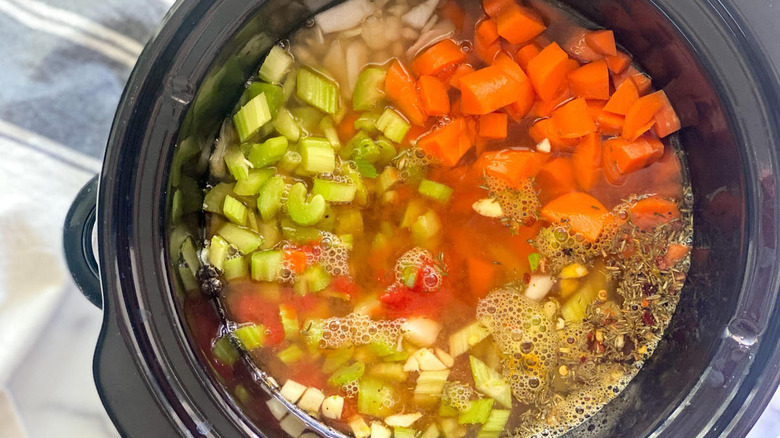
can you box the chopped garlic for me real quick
[385,412,423,427]
[413,348,448,371]
[370,422,392,438]
[402,317,442,347]
[472,198,504,218]
[524,275,555,301]
[321,395,344,420]
[536,138,551,153]
[434,348,454,368]
[280,380,307,403]
[404,355,421,372]
[297,387,325,415]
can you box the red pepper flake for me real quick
[523,272,531,284]
[642,310,656,326]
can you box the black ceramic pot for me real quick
[64,0,780,436]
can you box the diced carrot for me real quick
[496,4,547,45]
[528,117,579,151]
[663,243,691,266]
[412,39,467,76]
[417,75,450,116]
[475,135,490,156]
[337,112,359,141]
[439,0,466,32]
[403,124,428,144]
[623,91,666,141]
[475,38,502,64]
[418,118,471,166]
[474,149,549,188]
[530,86,572,118]
[476,18,500,46]
[448,63,476,90]
[284,249,308,274]
[562,28,602,63]
[460,65,521,115]
[585,30,617,56]
[652,91,681,138]
[464,116,478,145]
[515,43,541,69]
[604,78,639,115]
[551,98,597,138]
[479,112,508,139]
[602,138,627,185]
[540,192,609,241]
[613,66,652,95]
[536,157,578,203]
[483,0,514,17]
[629,196,681,231]
[572,133,601,191]
[567,59,610,100]
[605,50,631,74]
[527,42,571,101]
[386,60,427,126]
[595,110,625,136]
[467,257,499,298]
[492,53,535,120]
[608,133,664,175]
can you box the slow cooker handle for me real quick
[63,175,103,309]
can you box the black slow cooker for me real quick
[63,0,780,436]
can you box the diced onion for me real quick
[525,275,555,301]
[402,0,438,29]
[314,0,374,34]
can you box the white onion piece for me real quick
[266,398,289,421]
[525,275,555,301]
[406,19,456,59]
[315,0,373,34]
[362,16,389,50]
[402,0,438,29]
[385,412,423,427]
[209,120,233,179]
[346,41,369,97]
[323,40,348,95]
[384,15,403,42]
[402,317,442,347]
[279,415,307,438]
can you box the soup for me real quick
[178,0,691,436]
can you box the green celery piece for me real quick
[375,108,410,143]
[280,218,323,244]
[277,345,304,364]
[178,264,198,293]
[209,235,229,271]
[341,130,371,160]
[367,340,398,358]
[353,141,381,165]
[291,107,324,133]
[341,162,368,206]
[234,384,252,405]
[393,428,416,438]
[287,183,326,226]
[419,179,454,203]
[258,219,281,250]
[354,159,378,179]
[377,166,401,194]
[302,318,324,351]
[251,250,283,282]
[319,116,341,148]
[223,195,248,225]
[449,322,490,357]
[411,209,442,247]
[282,69,297,102]
[353,113,380,135]
[212,336,239,365]
[420,424,441,438]
[335,209,363,236]
[402,265,418,289]
[329,362,365,388]
[367,363,407,382]
[339,234,354,250]
[299,137,336,174]
[234,92,272,143]
[273,107,301,142]
[357,376,396,416]
[224,146,252,181]
[257,176,285,221]
[528,252,542,272]
[298,264,331,294]
[279,304,300,340]
[382,349,409,362]
[249,136,288,168]
[312,178,357,203]
[234,324,265,350]
[204,183,235,214]
[439,403,460,418]
[401,198,427,229]
[476,410,511,438]
[318,204,336,232]
[234,168,274,196]
[414,370,450,407]
[458,399,494,424]
[375,136,397,167]
[323,346,355,373]
[171,189,183,225]
[353,67,387,111]
[258,46,294,84]
[296,67,340,114]
[240,82,284,117]
[469,356,512,408]
[223,256,248,280]
[180,238,200,274]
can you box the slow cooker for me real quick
[63,0,780,436]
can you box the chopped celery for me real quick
[277,344,304,364]
[412,209,442,247]
[382,349,409,362]
[257,176,285,221]
[258,46,294,84]
[234,384,252,405]
[355,159,378,178]
[342,162,368,206]
[419,179,454,203]
[353,140,381,164]
[296,67,340,114]
[251,250,283,282]
[469,356,512,408]
[528,252,542,272]
[342,131,372,159]
[449,322,490,357]
[335,209,363,236]
[291,107,324,133]
[223,195,248,225]
[171,189,183,225]
[312,178,357,203]
[368,363,407,382]
[234,92,272,143]
[212,336,239,365]
[353,67,387,111]
[181,238,199,272]
[440,418,466,438]
[329,362,365,388]
[421,423,441,438]
[203,182,235,214]
[402,265,418,289]
[458,399,494,424]
[276,151,300,174]
[178,264,198,292]
[209,235,229,271]
[323,346,355,373]
[234,168,274,196]
[394,427,416,438]
[287,183,327,226]
[560,268,607,322]
[375,136,397,167]
[375,108,410,143]
[234,324,265,350]
[377,166,401,194]
[297,264,331,294]
[339,234,354,250]
[273,107,301,142]
[281,218,322,243]
[476,410,511,438]
[401,198,428,229]
[241,82,284,117]
[357,376,396,416]
[279,304,299,340]
[299,137,336,174]
[282,68,297,101]
[439,403,460,418]
[353,114,380,135]
[367,340,398,358]
[414,370,450,407]
[249,136,288,168]
[302,318,324,351]
[224,146,252,181]
[246,209,260,233]
[319,116,341,148]
[217,223,263,254]
[223,256,248,280]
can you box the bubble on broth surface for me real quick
[443,382,476,412]
[485,176,540,226]
[320,313,402,349]
[393,247,443,291]
[318,233,351,277]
